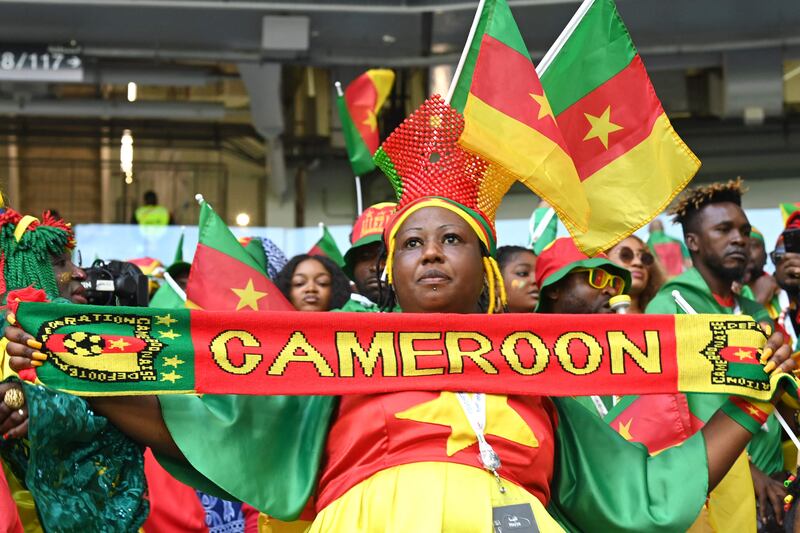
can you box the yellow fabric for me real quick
[687,452,755,533]
[13,215,38,242]
[308,461,564,533]
[783,439,797,474]
[461,93,589,234]
[3,463,43,533]
[562,113,700,255]
[258,514,313,533]
[674,314,796,401]
[365,69,395,114]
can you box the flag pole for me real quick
[536,0,594,76]
[336,80,365,216]
[318,222,325,239]
[445,0,485,105]
[355,176,364,215]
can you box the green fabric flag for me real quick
[243,238,269,277]
[309,225,345,267]
[149,281,185,309]
[337,93,375,177]
[527,207,558,255]
[173,230,185,264]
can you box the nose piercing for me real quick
[58,272,72,283]
[432,287,438,291]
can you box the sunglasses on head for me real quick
[573,268,626,294]
[616,246,654,266]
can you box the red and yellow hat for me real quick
[343,202,396,279]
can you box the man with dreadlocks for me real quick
[0,206,149,532]
[644,178,786,531]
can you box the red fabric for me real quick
[712,293,735,308]
[187,244,293,312]
[343,72,380,153]
[0,464,23,533]
[189,311,683,397]
[142,449,207,533]
[652,242,684,277]
[469,35,567,153]
[350,203,396,244]
[5,287,48,315]
[607,394,703,454]
[316,392,557,511]
[557,55,662,181]
[787,212,800,230]
[534,237,610,288]
[241,503,260,533]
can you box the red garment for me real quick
[316,392,557,511]
[142,449,207,532]
[712,292,735,308]
[0,464,23,533]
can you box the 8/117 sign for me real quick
[0,46,84,82]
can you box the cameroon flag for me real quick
[308,225,345,267]
[186,200,293,311]
[337,69,395,176]
[450,0,590,234]
[538,0,700,255]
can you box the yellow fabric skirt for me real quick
[305,462,563,533]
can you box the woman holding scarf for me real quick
[4,96,798,532]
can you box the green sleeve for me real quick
[0,380,147,532]
[157,394,336,521]
[644,290,680,314]
[548,397,707,532]
[747,414,785,476]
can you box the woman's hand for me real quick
[760,329,797,393]
[4,314,47,373]
[0,382,28,440]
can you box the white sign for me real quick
[0,46,84,82]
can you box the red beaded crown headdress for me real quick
[374,95,520,312]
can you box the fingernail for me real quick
[761,348,774,364]
[31,351,47,362]
[1,434,7,441]
[6,313,15,325]
[26,339,42,350]
[764,324,773,336]
[771,366,784,376]
[763,361,777,374]
[30,361,43,368]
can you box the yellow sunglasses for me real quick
[572,267,626,294]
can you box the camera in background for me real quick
[81,259,150,307]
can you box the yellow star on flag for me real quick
[163,356,185,368]
[733,349,754,361]
[155,314,178,326]
[161,371,182,384]
[158,329,181,340]
[530,92,554,121]
[746,405,763,418]
[362,109,378,133]
[107,338,131,350]
[395,392,538,456]
[583,105,624,149]
[617,418,633,441]
[231,279,268,311]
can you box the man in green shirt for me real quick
[646,179,785,529]
[338,202,396,312]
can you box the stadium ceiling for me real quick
[0,0,795,65]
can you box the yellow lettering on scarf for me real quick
[268,331,334,377]
[336,331,398,377]
[399,332,444,376]
[608,331,662,374]
[555,332,602,375]
[210,330,262,375]
[444,332,496,374]
[500,332,549,375]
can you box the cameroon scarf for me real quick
[16,302,798,401]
